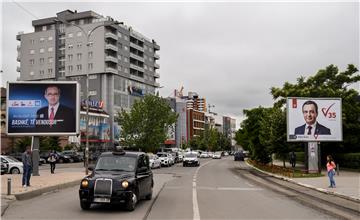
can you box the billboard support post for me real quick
[31,136,40,176]
[307,142,319,174]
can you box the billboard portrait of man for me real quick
[294,100,331,135]
[36,85,75,132]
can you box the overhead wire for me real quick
[12,1,39,19]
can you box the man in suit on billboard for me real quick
[36,85,75,132]
[294,100,331,135]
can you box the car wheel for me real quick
[125,191,137,211]
[80,201,91,210]
[11,168,20,174]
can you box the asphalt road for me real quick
[3,157,334,220]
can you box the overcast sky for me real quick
[1,1,359,127]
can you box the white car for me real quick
[167,153,175,165]
[200,152,209,158]
[212,151,222,159]
[0,155,23,174]
[208,152,214,158]
[148,154,161,169]
[183,152,200,167]
[157,152,171,167]
[178,153,184,162]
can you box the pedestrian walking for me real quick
[21,146,33,187]
[48,150,58,174]
[290,151,296,168]
[326,155,336,188]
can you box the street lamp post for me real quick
[54,18,121,175]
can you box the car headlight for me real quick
[81,179,89,188]
[122,180,129,189]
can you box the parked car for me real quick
[212,151,222,159]
[200,152,209,158]
[8,152,45,165]
[62,150,83,162]
[148,154,161,169]
[178,153,184,162]
[55,152,73,163]
[0,155,23,174]
[234,151,245,161]
[183,152,200,167]
[156,152,171,167]
[79,148,153,211]
[1,159,9,175]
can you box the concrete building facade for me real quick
[16,10,160,147]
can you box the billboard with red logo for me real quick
[287,97,342,142]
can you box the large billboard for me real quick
[287,97,342,142]
[7,82,80,136]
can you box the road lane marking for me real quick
[196,186,262,191]
[193,160,212,220]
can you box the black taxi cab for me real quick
[79,147,153,211]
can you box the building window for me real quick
[77,31,82,37]
[48,47,53,52]
[77,43,82,48]
[88,63,93,70]
[48,36,53,41]
[68,44,73,50]
[30,49,35,54]
[77,64,82,71]
[30,59,35,65]
[39,48,44,53]
[124,68,129,73]
[89,90,97,96]
[40,37,45,43]
[89,74,97,80]
[124,57,128,62]
[88,42,93,47]
[48,57,53,63]
[40,70,44,75]
[117,32,122,38]
[68,65,73,73]
[144,65,148,70]
[42,26,47,31]
[68,33,73,38]
[124,46,128,51]
[40,58,45,64]
[68,54,73,61]
[88,51,93,59]
[77,53,82,60]
[48,69,53,74]
[30,39,35,44]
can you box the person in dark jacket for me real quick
[21,146,32,187]
[36,85,75,132]
[294,101,331,135]
[48,150,58,174]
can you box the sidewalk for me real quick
[1,169,84,215]
[255,160,360,201]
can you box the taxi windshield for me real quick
[95,156,136,172]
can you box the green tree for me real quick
[116,94,178,153]
[271,64,360,156]
[14,137,32,152]
[40,137,61,152]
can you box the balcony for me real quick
[129,53,145,62]
[154,72,160,78]
[105,56,118,63]
[16,66,21,72]
[17,45,21,51]
[154,63,160,69]
[105,44,118,52]
[105,67,118,74]
[154,53,160,60]
[130,74,145,83]
[105,32,118,41]
[130,42,144,52]
[130,64,144,72]
[153,41,160,51]
[154,82,160,87]
[17,54,21,62]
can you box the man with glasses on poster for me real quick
[36,85,75,132]
[294,100,331,136]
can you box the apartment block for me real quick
[16,10,160,147]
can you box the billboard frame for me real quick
[6,81,80,136]
[286,97,342,142]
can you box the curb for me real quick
[1,178,82,216]
[244,160,360,203]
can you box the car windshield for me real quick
[6,156,20,162]
[185,153,197,158]
[95,156,136,172]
